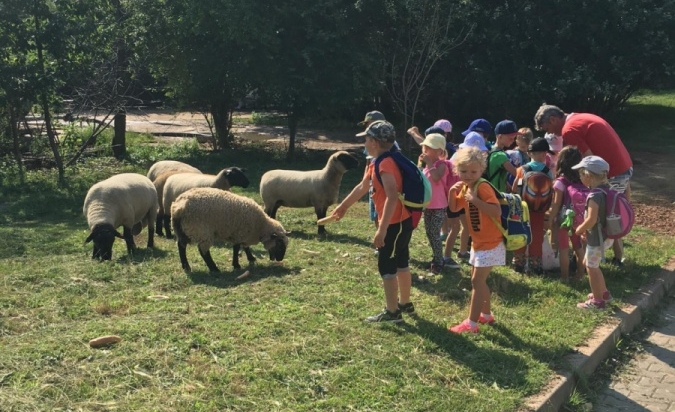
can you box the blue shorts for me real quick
[608,167,633,193]
[377,218,413,277]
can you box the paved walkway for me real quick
[595,295,675,411]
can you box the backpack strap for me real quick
[470,178,509,238]
[373,151,393,186]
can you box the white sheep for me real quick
[147,160,201,182]
[160,167,250,238]
[171,188,289,273]
[259,150,359,234]
[83,173,158,260]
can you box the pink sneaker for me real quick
[478,314,495,325]
[448,319,479,334]
[577,298,606,310]
[587,290,613,302]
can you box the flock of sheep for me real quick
[82,151,360,273]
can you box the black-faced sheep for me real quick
[83,173,158,260]
[171,188,289,273]
[259,150,358,234]
[160,167,250,238]
[147,160,201,182]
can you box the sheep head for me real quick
[330,151,359,172]
[85,224,123,260]
[225,167,250,188]
[261,229,289,263]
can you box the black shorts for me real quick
[447,207,465,219]
[377,217,413,276]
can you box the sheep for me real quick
[160,167,250,238]
[171,187,289,273]
[259,150,359,234]
[83,173,158,260]
[147,160,201,182]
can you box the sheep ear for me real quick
[85,232,94,244]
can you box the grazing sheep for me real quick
[147,160,201,182]
[83,173,158,260]
[153,170,200,237]
[171,188,289,273]
[260,150,358,234]
[160,167,250,238]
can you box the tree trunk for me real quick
[287,111,298,161]
[9,104,25,184]
[211,100,232,150]
[112,109,126,159]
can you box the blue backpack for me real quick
[374,151,431,229]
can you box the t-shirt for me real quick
[485,149,510,192]
[367,157,411,224]
[453,181,503,251]
[562,113,632,178]
[424,160,449,209]
[584,185,608,247]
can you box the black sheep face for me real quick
[336,152,359,170]
[226,167,250,188]
[85,225,123,261]
[263,233,288,262]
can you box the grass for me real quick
[1,94,675,411]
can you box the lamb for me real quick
[147,160,201,182]
[83,173,158,260]
[171,187,289,273]
[160,167,250,238]
[259,150,359,234]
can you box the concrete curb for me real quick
[524,257,675,412]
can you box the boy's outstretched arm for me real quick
[331,174,370,220]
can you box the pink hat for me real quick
[433,119,452,133]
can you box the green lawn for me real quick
[1,94,674,411]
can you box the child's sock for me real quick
[481,312,493,320]
[468,319,478,328]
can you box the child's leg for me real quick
[397,268,411,304]
[584,245,608,300]
[444,216,460,258]
[573,246,586,278]
[382,275,400,313]
[527,212,546,271]
[424,209,445,266]
[557,228,571,279]
[469,265,492,322]
[511,245,527,272]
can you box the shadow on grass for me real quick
[186,262,302,288]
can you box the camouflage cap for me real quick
[358,110,386,126]
[356,120,396,142]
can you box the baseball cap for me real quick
[425,125,446,136]
[433,119,452,133]
[494,120,522,136]
[545,133,563,152]
[462,118,492,136]
[420,133,447,151]
[356,120,396,142]
[571,155,610,174]
[458,131,488,151]
[358,110,386,126]
[528,137,553,153]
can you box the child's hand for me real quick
[332,205,347,221]
[450,181,465,193]
[464,186,476,203]
[407,126,419,136]
[373,228,386,248]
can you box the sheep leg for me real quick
[155,214,164,236]
[122,226,137,255]
[163,215,173,239]
[244,246,256,265]
[146,223,154,249]
[266,202,282,219]
[232,244,242,269]
[198,245,220,273]
[177,242,191,273]
[316,206,328,235]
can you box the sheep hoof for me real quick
[165,234,174,240]
[182,266,192,273]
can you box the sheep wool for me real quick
[160,167,250,238]
[83,173,158,260]
[147,160,201,182]
[260,150,358,234]
[171,188,288,273]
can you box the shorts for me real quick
[470,241,506,268]
[585,239,614,268]
[608,167,633,193]
[377,217,413,277]
[447,207,465,219]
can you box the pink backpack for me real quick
[442,159,459,195]
[594,188,635,239]
[562,179,593,229]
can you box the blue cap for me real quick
[424,125,446,136]
[462,118,492,136]
[494,120,522,135]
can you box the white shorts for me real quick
[470,241,506,267]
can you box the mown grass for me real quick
[1,95,675,411]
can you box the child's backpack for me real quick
[374,151,432,229]
[515,164,553,213]
[593,188,635,239]
[442,159,459,195]
[561,180,593,230]
[474,178,532,251]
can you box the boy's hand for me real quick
[332,205,347,221]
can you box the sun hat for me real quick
[571,155,610,174]
[433,119,452,133]
[494,120,523,136]
[356,120,396,142]
[545,133,563,152]
[357,111,386,126]
[420,133,447,151]
[528,137,554,153]
[458,131,488,151]
[462,118,492,136]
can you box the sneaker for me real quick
[365,308,403,323]
[577,298,606,310]
[513,264,525,274]
[443,257,461,269]
[478,314,495,325]
[430,263,444,274]
[457,252,470,261]
[448,319,479,334]
[398,302,416,315]
[610,258,624,268]
[587,290,613,302]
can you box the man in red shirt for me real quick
[534,104,633,266]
